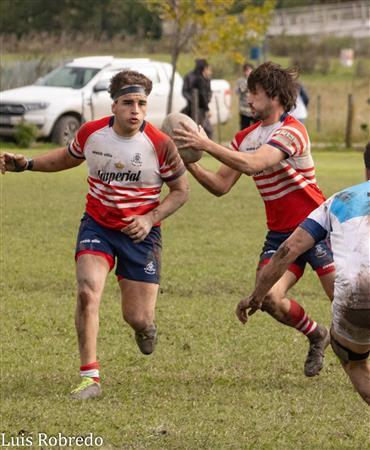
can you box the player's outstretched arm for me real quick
[0,147,83,175]
[121,172,189,243]
[236,228,315,324]
[174,123,286,175]
[186,162,241,196]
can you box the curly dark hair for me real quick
[248,62,299,112]
[109,70,153,99]
[364,142,370,170]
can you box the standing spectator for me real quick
[235,62,255,130]
[290,84,310,124]
[182,58,213,138]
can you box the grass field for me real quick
[1,147,369,450]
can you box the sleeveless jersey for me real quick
[231,114,325,232]
[69,116,185,230]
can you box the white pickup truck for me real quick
[0,56,231,145]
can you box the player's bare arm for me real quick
[186,162,241,196]
[174,123,286,175]
[0,147,83,174]
[121,172,189,243]
[236,228,316,324]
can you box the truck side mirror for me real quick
[93,80,109,92]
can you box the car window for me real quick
[36,66,100,89]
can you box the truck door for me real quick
[135,65,167,127]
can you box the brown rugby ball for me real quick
[161,112,203,164]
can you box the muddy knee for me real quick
[123,311,153,331]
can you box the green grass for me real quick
[1,148,369,449]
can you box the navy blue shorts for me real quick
[258,230,334,279]
[75,214,162,284]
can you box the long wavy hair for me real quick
[248,62,299,112]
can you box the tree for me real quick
[0,0,161,39]
[146,0,275,114]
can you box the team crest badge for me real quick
[115,162,125,170]
[131,153,143,167]
[144,261,156,275]
[314,244,326,258]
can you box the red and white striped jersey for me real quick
[69,116,185,230]
[231,114,325,232]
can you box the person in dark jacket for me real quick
[182,59,213,138]
[235,62,255,130]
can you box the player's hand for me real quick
[121,215,153,243]
[0,152,27,174]
[235,293,262,324]
[174,122,209,151]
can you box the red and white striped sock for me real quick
[285,299,318,337]
[80,361,100,383]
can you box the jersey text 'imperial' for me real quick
[69,116,185,230]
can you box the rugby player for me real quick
[237,143,370,405]
[174,62,335,377]
[0,70,189,400]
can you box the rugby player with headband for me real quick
[0,70,189,400]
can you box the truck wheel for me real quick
[51,115,80,146]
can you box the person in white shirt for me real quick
[237,142,370,405]
[290,84,309,124]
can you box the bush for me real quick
[355,60,370,79]
[14,122,38,148]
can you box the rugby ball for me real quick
[161,112,203,164]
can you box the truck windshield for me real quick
[35,66,100,89]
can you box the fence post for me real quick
[345,93,353,148]
[215,96,222,144]
[316,94,321,133]
[191,88,199,124]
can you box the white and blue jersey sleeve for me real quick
[299,198,333,243]
[301,181,370,309]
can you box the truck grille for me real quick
[0,104,26,115]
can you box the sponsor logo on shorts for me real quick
[80,239,101,244]
[144,261,156,275]
[315,244,327,258]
